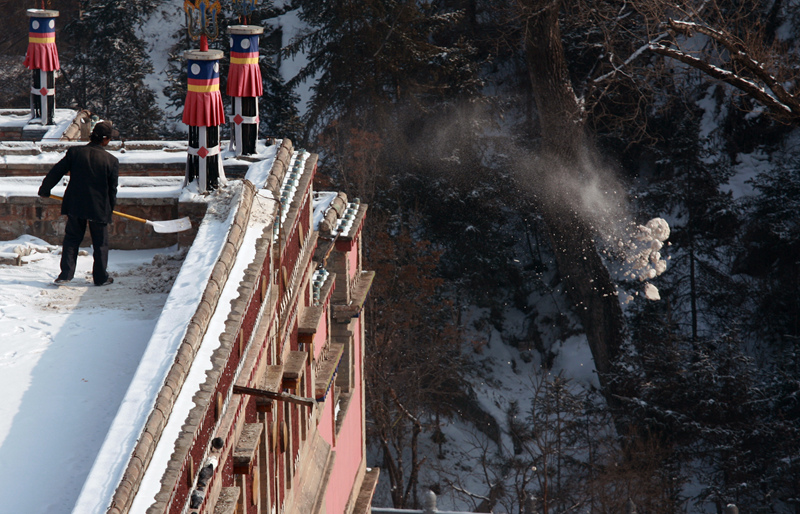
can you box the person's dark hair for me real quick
[91,120,118,143]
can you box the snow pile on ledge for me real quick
[0,235,60,256]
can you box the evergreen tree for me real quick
[740,154,800,343]
[59,0,163,139]
[284,0,521,306]
[633,95,741,340]
[286,0,481,139]
[618,309,800,512]
[0,57,29,109]
[244,3,303,142]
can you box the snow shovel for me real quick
[49,195,192,233]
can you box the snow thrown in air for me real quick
[519,154,672,303]
[618,217,670,302]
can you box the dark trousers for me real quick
[59,216,109,285]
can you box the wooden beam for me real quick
[353,468,381,514]
[213,487,240,514]
[256,365,284,413]
[233,385,316,407]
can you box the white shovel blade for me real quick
[146,217,192,234]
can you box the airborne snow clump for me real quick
[621,217,670,301]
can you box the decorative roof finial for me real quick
[231,0,258,19]
[184,0,222,42]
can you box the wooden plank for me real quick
[233,423,263,475]
[262,365,283,391]
[298,305,323,334]
[233,385,316,408]
[314,343,345,401]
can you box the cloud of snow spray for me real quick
[515,150,670,302]
[398,100,669,301]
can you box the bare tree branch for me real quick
[645,13,800,124]
[443,479,492,502]
[389,388,422,426]
[389,389,426,507]
[667,19,800,114]
[593,33,669,84]
[649,42,798,121]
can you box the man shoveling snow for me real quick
[37,120,119,286]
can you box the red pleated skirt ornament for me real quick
[23,12,60,72]
[227,32,262,98]
[182,53,225,127]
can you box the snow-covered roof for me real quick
[0,140,289,514]
[0,108,75,141]
[0,138,279,171]
[0,181,253,513]
[0,237,184,513]
[312,190,364,240]
[73,181,251,514]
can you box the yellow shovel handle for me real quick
[49,194,148,224]
[110,210,148,224]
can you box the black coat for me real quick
[39,142,119,224]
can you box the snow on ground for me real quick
[698,85,725,141]
[726,150,767,199]
[369,296,604,512]
[0,236,184,514]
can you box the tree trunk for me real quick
[689,228,698,342]
[521,0,626,388]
